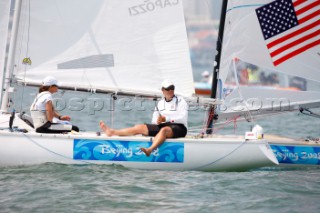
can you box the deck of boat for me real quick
[265,134,319,146]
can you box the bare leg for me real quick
[100,121,148,136]
[141,126,173,156]
[99,121,114,136]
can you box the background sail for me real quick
[12,0,194,97]
[0,0,11,102]
[219,0,320,83]
[217,0,320,120]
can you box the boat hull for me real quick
[0,131,278,171]
[270,144,320,166]
[268,135,320,166]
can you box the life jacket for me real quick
[30,92,51,129]
[30,92,73,131]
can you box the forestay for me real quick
[216,0,320,120]
[12,0,194,97]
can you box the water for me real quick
[1,165,319,213]
[2,68,320,212]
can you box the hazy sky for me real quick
[183,0,222,20]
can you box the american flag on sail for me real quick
[255,0,320,66]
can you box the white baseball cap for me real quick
[42,76,60,86]
[161,79,174,89]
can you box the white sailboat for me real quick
[0,0,278,171]
[203,0,320,166]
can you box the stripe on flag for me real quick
[256,0,320,66]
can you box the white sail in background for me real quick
[216,0,320,119]
[220,0,320,83]
[13,0,194,97]
[0,0,11,100]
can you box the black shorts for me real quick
[146,122,187,138]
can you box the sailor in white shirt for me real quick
[152,92,188,128]
[100,79,188,156]
[30,76,79,133]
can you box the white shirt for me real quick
[30,91,53,112]
[30,91,72,126]
[151,95,188,128]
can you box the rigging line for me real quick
[212,116,241,134]
[300,107,320,119]
[111,94,115,128]
[221,110,295,124]
[201,108,209,134]
[233,116,238,134]
[190,114,241,135]
[232,58,255,124]
[22,133,92,164]
[15,2,26,79]
[189,116,240,131]
[198,115,248,129]
[19,0,31,113]
[226,4,264,13]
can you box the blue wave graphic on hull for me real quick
[73,139,184,163]
[271,145,320,165]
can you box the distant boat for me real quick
[195,74,304,97]
[0,0,278,171]
[195,81,212,96]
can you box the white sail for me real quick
[0,0,278,172]
[13,0,194,97]
[216,0,320,119]
[0,0,11,102]
[219,0,320,83]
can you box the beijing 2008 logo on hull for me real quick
[73,139,184,163]
[271,145,320,165]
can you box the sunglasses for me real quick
[162,85,175,91]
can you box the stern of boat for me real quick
[258,140,279,165]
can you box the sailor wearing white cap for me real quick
[100,79,188,156]
[30,76,79,133]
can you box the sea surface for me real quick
[1,68,320,213]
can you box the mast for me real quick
[0,0,22,112]
[0,0,11,105]
[206,0,228,134]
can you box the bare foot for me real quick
[140,148,152,157]
[99,121,114,136]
